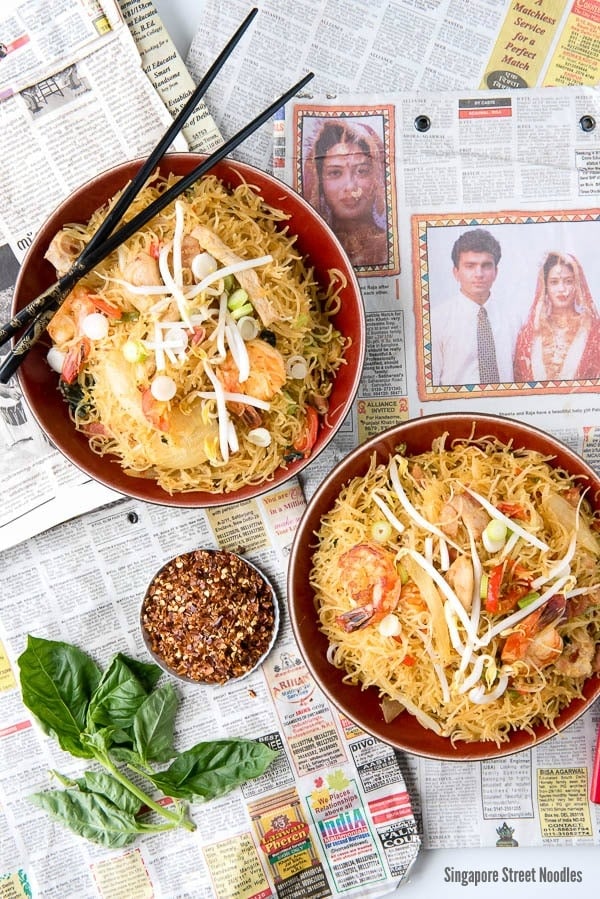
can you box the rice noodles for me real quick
[310,433,600,745]
[44,170,348,493]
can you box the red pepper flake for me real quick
[141,549,277,684]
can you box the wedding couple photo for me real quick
[416,213,600,397]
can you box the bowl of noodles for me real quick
[288,413,600,760]
[12,153,365,505]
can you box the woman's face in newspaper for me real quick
[545,263,576,312]
[321,143,376,222]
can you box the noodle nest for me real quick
[46,171,348,494]
[310,434,600,745]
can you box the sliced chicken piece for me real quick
[191,223,276,325]
[44,229,86,275]
[439,492,489,540]
[445,555,473,611]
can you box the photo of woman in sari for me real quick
[302,116,388,269]
[513,251,600,382]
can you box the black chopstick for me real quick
[0,7,258,352]
[0,68,313,385]
[78,6,259,261]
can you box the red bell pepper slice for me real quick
[293,406,319,458]
[485,561,506,613]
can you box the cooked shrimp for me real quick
[121,252,162,288]
[47,286,96,348]
[439,492,489,540]
[501,594,566,668]
[399,580,427,613]
[336,543,403,631]
[216,339,286,424]
[47,285,123,383]
[554,628,595,678]
[192,223,277,325]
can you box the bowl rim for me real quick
[288,411,600,761]
[13,152,366,508]
[140,548,280,686]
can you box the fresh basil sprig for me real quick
[18,635,277,848]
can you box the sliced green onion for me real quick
[191,251,218,281]
[286,355,309,380]
[150,375,176,402]
[517,591,541,609]
[82,313,109,341]
[230,302,254,320]
[482,519,508,554]
[370,520,393,543]
[122,338,148,363]
[479,573,489,599]
[47,346,65,373]
[227,288,249,310]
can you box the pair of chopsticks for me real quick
[0,7,313,384]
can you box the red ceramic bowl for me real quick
[12,154,365,507]
[288,412,600,761]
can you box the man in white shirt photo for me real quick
[431,228,522,387]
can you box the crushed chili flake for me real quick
[141,549,277,685]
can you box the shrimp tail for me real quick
[336,606,375,632]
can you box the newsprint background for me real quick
[0,0,599,897]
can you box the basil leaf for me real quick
[87,654,156,729]
[118,656,163,693]
[81,728,120,757]
[133,683,178,764]
[148,739,277,800]
[81,771,143,815]
[18,636,101,758]
[49,769,142,815]
[29,789,141,848]
[108,746,144,765]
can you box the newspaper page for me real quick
[273,83,600,852]
[117,0,223,153]
[185,0,600,173]
[0,0,224,552]
[0,486,421,898]
[0,0,123,97]
[183,3,600,853]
